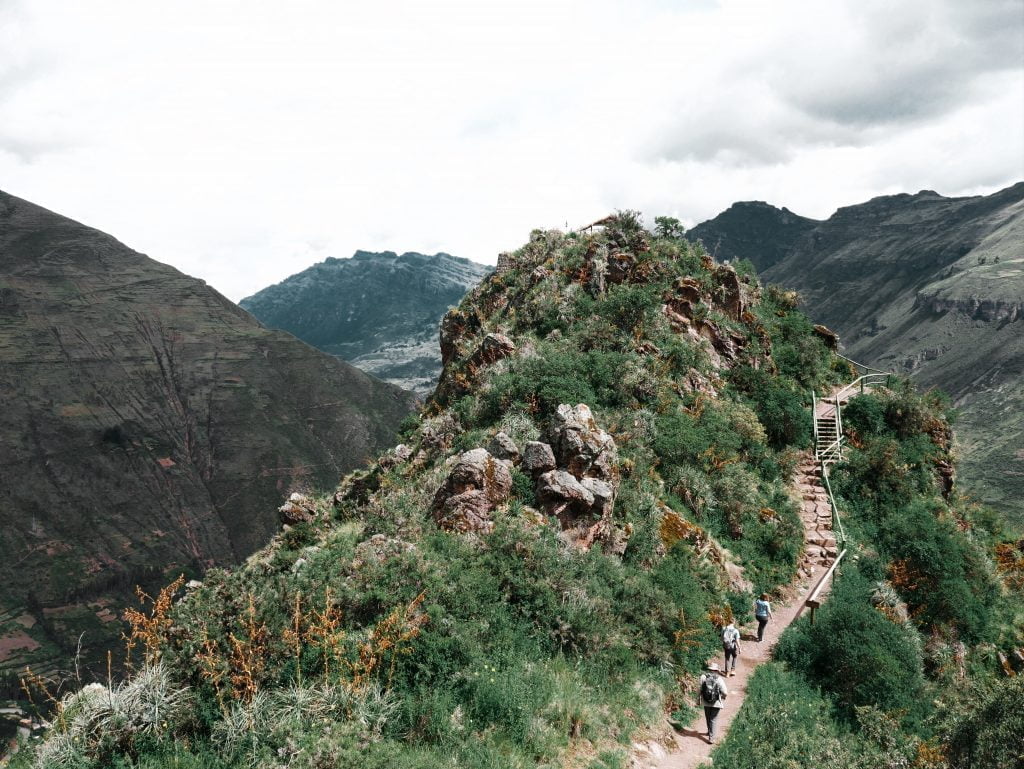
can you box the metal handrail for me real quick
[820,467,846,547]
[837,353,889,376]
[807,548,847,624]
[833,372,892,403]
[811,391,818,447]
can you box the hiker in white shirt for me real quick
[721,621,740,676]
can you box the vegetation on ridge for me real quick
[713,383,1024,767]
[11,211,1023,768]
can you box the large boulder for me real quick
[712,265,749,322]
[278,493,317,525]
[522,441,557,474]
[530,404,621,549]
[547,403,617,480]
[487,431,521,463]
[537,469,613,550]
[469,333,516,368]
[431,448,513,534]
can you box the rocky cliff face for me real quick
[0,191,416,682]
[240,251,491,394]
[689,182,1024,522]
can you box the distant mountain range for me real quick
[0,191,416,683]
[689,181,1024,525]
[241,251,492,394]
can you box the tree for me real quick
[654,216,686,239]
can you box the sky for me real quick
[1,0,1022,301]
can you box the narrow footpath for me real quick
[650,433,841,769]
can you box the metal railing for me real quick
[810,364,894,553]
[807,548,847,624]
[820,467,846,547]
[837,353,889,376]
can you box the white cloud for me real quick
[0,0,1021,300]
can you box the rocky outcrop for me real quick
[439,308,484,369]
[547,403,617,480]
[431,448,513,534]
[813,324,840,350]
[513,404,621,550]
[918,292,1024,323]
[662,276,749,367]
[278,493,317,526]
[467,333,516,369]
[434,326,516,404]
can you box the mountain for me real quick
[687,201,819,271]
[240,251,492,394]
[689,182,1024,525]
[15,213,1020,768]
[0,191,416,684]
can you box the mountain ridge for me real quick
[0,190,416,682]
[688,181,1024,522]
[241,250,491,393]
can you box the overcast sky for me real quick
[1,0,1022,301]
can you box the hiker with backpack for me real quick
[721,621,740,675]
[698,662,728,744]
[754,593,773,642]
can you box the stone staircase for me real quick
[795,453,838,577]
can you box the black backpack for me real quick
[700,674,722,703]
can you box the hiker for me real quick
[698,662,728,744]
[754,593,773,642]
[721,621,740,676]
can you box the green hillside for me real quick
[689,183,1024,528]
[9,214,1023,769]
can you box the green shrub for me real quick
[841,393,888,438]
[876,500,998,643]
[775,569,925,716]
[944,675,1024,769]
[728,365,811,450]
[711,663,855,768]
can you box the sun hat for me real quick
[705,662,721,672]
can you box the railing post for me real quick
[836,399,842,460]
[812,391,817,461]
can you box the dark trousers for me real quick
[756,616,768,641]
[724,645,737,672]
[704,705,721,739]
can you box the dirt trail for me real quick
[652,444,840,769]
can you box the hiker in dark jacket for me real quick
[698,662,728,744]
[754,593,773,642]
